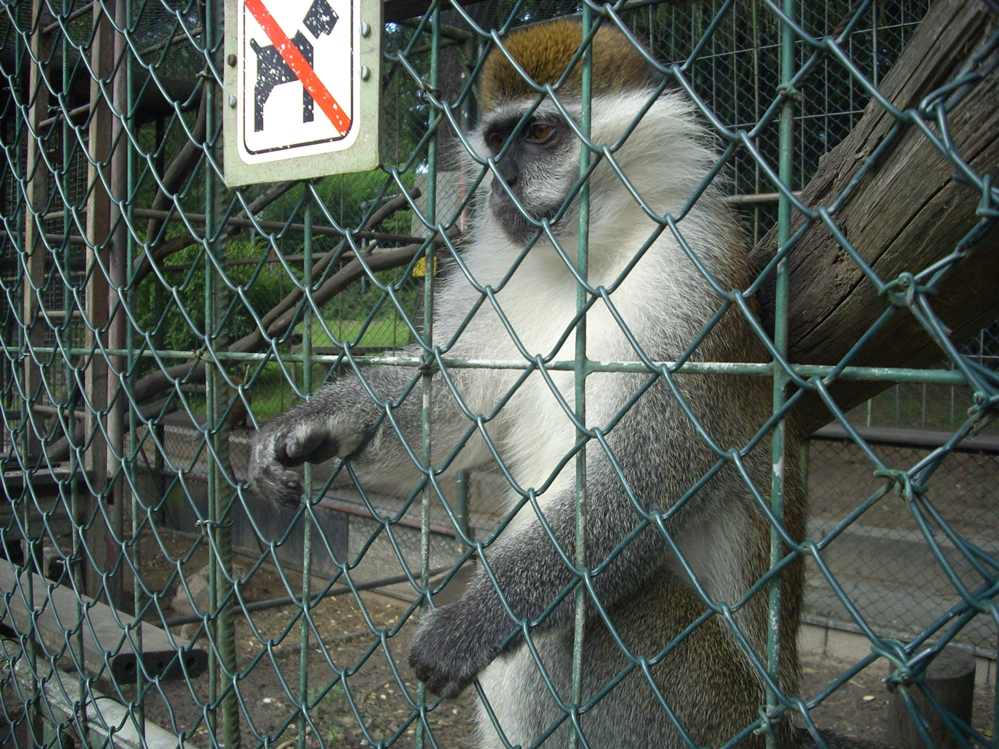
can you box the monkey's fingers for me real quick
[437,678,468,701]
[409,656,472,699]
[249,460,304,508]
[408,605,487,699]
[282,426,339,467]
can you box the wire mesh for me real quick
[806,438,999,655]
[0,0,997,747]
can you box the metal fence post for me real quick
[299,198,315,749]
[767,0,796,743]
[416,5,441,746]
[455,468,471,551]
[570,7,593,748]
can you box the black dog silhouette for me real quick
[250,0,338,132]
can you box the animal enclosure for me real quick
[1,0,998,747]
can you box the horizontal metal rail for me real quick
[6,346,977,384]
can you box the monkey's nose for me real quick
[492,172,516,195]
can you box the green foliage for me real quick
[132,169,419,386]
[301,277,420,351]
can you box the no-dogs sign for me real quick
[223,0,380,184]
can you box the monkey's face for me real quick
[478,106,579,242]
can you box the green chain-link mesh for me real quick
[1,0,997,747]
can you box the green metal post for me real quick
[299,199,315,749]
[152,118,167,513]
[571,6,593,749]
[205,0,238,741]
[455,469,471,552]
[416,5,441,747]
[767,0,796,745]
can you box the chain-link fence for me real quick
[806,322,999,658]
[805,435,999,652]
[1,0,998,747]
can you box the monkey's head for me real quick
[474,20,680,244]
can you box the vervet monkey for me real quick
[249,19,873,749]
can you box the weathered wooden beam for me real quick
[104,0,131,613]
[84,0,115,600]
[21,0,50,462]
[0,566,208,683]
[0,469,86,541]
[751,0,999,436]
[0,46,200,125]
[8,647,189,749]
[811,423,999,454]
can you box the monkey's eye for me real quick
[486,131,506,152]
[525,122,554,142]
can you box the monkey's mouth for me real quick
[489,190,570,243]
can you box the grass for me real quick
[306,317,412,349]
[244,316,413,422]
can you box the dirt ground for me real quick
[144,591,479,748]
[129,528,479,749]
[90,529,991,749]
[799,651,995,747]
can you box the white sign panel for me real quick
[223,0,380,185]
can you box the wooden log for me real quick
[7,644,189,749]
[810,423,999,453]
[750,0,999,436]
[0,469,86,541]
[0,565,207,684]
[888,646,976,748]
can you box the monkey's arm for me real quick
[408,398,730,698]
[247,363,474,506]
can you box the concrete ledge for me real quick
[798,622,995,689]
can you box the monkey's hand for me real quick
[247,414,340,507]
[408,595,509,699]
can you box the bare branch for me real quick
[130,188,430,403]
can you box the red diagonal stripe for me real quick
[245,0,351,135]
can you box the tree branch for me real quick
[130,189,430,403]
[750,0,999,436]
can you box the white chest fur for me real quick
[439,230,667,512]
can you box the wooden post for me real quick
[22,0,50,462]
[103,0,130,612]
[83,0,115,599]
[889,646,976,749]
[21,9,51,748]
